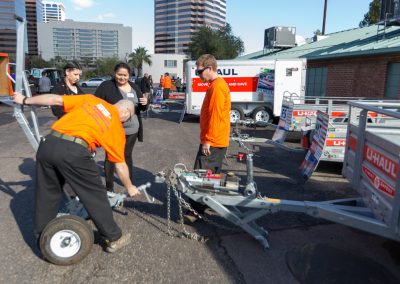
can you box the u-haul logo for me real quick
[293,111,318,117]
[363,146,398,180]
[326,139,346,146]
[217,68,238,76]
[362,165,395,198]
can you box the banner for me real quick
[299,111,329,180]
[272,101,294,143]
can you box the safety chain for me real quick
[166,177,240,244]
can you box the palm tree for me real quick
[128,47,152,78]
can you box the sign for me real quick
[256,68,275,102]
[272,101,294,143]
[299,111,329,179]
[363,145,398,180]
[362,165,395,198]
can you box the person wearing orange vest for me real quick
[184,54,231,223]
[161,72,172,100]
[12,91,140,254]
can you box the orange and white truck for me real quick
[185,59,306,123]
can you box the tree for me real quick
[49,56,68,69]
[188,23,244,60]
[29,55,51,68]
[129,47,152,78]
[359,0,380,27]
[96,56,120,77]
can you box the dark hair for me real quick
[114,62,131,74]
[63,61,82,75]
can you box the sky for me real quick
[64,0,373,55]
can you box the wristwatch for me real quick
[22,97,28,105]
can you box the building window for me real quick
[305,67,327,97]
[385,63,400,99]
[164,60,177,68]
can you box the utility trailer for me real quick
[158,101,400,249]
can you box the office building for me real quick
[154,0,226,54]
[42,1,65,22]
[0,0,26,58]
[37,20,132,65]
[26,0,43,56]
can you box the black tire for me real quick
[81,83,87,87]
[230,106,244,124]
[251,106,273,123]
[39,215,94,266]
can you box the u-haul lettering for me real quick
[364,146,398,180]
[217,68,238,76]
[293,111,318,117]
[326,139,346,147]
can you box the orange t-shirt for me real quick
[162,76,172,89]
[51,95,126,163]
[200,77,231,147]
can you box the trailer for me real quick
[185,59,306,123]
[158,100,400,249]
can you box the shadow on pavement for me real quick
[0,158,41,258]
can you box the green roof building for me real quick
[239,25,400,99]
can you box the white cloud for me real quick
[97,13,116,21]
[72,0,94,10]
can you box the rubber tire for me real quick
[39,215,94,266]
[251,106,272,123]
[230,106,244,124]
[81,83,87,87]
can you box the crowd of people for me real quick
[12,54,230,258]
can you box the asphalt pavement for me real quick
[0,103,399,284]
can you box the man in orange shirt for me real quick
[161,72,172,100]
[13,92,140,254]
[185,54,231,222]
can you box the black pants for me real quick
[105,133,138,191]
[163,88,170,100]
[190,145,227,213]
[35,135,122,241]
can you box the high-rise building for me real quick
[26,0,43,57]
[0,0,26,58]
[154,0,226,54]
[37,20,132,65]
[42,1,65,22]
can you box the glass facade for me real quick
[0,0,26,57]
[26,0,43,57]
[154,0,226,54]
[52,27,119,63]
[43,1,65,22]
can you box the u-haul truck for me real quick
[185,59,306,123]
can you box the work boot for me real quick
[104,233,131,253]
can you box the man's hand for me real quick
[127,185,140,197]
[202,143,211,156]
[13,92,25,105]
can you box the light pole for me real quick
[322,0,328,35]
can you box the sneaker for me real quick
[105,233,131,253]
[183,212,199,223]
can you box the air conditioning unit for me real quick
[379,0,400,26]
[264,26,296,49]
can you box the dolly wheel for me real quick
[39,215,94,265]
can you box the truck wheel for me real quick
[39,215,94,266]
[230,107,244,123]
[251,107,272,123]
[81,83,87,87]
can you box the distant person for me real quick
[161,72,172,100]
[51,61,85,118]
[184,54,231,223]
[175,77,182,92]
[140,73,151,100]
[159,74,164,88]
[38,71,51,94]
[95,62,149,192]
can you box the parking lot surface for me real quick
[0,104,399,283]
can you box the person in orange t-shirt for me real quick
[12,92,140,253]
[184,54,231,223]
[161,72,172,100]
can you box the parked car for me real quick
[79,78,106,87]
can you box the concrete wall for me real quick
[308,54,400,99]
[141,53,187,83]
